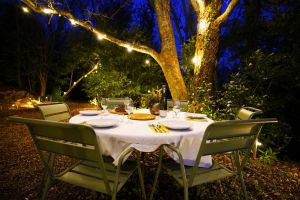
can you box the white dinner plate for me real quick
[185,113,207,119]
[87,119,118,128]
[79,110,101,116]
[162,120,192,130]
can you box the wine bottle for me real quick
[161,85,167,110]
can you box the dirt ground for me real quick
[0,102,299,200]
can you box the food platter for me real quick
[128,113,156,120]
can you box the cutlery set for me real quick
[149,124,169,133]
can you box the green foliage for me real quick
[258,147,278,165]
[140,87,162,108]
[51,87,64,102]
[82,68,141,105]
[181,36,196,93]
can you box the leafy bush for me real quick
[140,87,162,108]
[82,69,141,106]
[258,147,278,165]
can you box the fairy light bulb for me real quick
[22,7,29,13]
[127,46,132,52]
[192,56,201,65]
[69,19,77,26]
[97,34,105,40]
[43,8,54,14]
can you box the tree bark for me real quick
[39,69,48,97]
[192,0,239,89]
[154,0,188,100]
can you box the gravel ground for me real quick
[0,102,299,200]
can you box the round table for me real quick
[69,109,213,167]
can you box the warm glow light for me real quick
[43,8,54,14]
[127,46,132,52]
[22,7,29,13]
[94,65,98,69]
[256,140,262,146]
[192,56,201,65]
[84,75,87,77]
[125,45,133,52]
[73,82,77,85]
[58,14,61,17]
[63,92,67,95]
[199,19,207,32]
[69,19,77,26]
[97,34,105,40]
[145,59,150,64]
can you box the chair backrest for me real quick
[191,118,277,182]
[106,98,132,108]
[167,99,189,111]
[235,107,262,120]
[36,102,71,122]
[7,116,103,163]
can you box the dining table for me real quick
[69,109,213,168]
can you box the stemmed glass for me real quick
[101,98,108,116]
[173,100,180,118]
[124,97,131,122]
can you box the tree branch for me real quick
[190,0,205,15]
[215,0,239,25]
[21,0,160,61]
[63,62,99,98]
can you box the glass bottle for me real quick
[161,85,167,110]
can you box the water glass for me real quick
[173,100,180,118]
[101,98,108,113]
[124,97,130,107]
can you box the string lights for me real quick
[145,59,150,64]
[125,45,133,52]
[192,56,202,65]
[97,33,106,40]
[198,19,207,33]
[69,18,77,26]
[42,8,54,14]
[22,6,29,13]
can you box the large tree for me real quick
[21,0,239,99]
[191,0,239,87]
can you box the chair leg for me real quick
[137,152,147,200]
[41,173,51,200]
[149,148,163,200]
[233,151,248,200]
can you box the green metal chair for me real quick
[167,99,189,112]
[235,107,263,120]
[235,107,263,159]
[106,98,132,109]
[7,116,146,200]
[35,102,71,122]
[150,118,277,200]
[35,102,73,189]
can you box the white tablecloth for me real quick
[69,109,213,168]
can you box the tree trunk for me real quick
[193,2,222,88]
[39,69,48,97]
[154,0,188,100]
[194,24,220,87]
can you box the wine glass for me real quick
[124,97,130,107]
[173,100,180,118]
[101,98,108,114]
